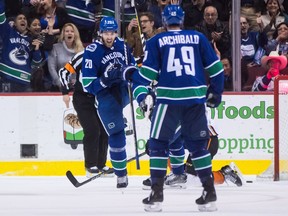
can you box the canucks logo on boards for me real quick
[9,45,29,65]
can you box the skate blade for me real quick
[86,173,101,178]
[142,185,151,190]
[198,201,217,212]
[164,183,186,189]
[144,202,162,212]
[100,173,115,178]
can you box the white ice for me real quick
[0,175,287,216]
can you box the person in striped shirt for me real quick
[59,50,113,178]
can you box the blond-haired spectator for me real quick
[48,23,84,91]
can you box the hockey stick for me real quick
[66,151,146,188]
[124,42,141,170]
[127,83,140,170]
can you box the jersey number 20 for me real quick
[85,59,93,69]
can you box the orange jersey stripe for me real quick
[64,63,76,74]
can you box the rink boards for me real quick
[0,92,281,176]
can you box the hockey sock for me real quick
[109,130,127,177]
[149,138,169,179]
[190,149,212,183]
[169,147,185,175]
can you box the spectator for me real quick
[206,0,231,22]
[0,0,42,92]
[147,0,171,29]
[126,11,164,65]
[257,0,287,40]
[183,0,207,30]
[266,22,288,57]
[195,5,231,59]
[252,51,287,91]
[65,0,102,43]
[27,16,56,91]
[241,15,267,66]
[240,15,268,88]
[183,0,231,30]
[212,41,232,91]
[101,0,136,37]
[241,0,262,32]
[48,23,84,91]
[221,57,233,91]
[26,0,71,35]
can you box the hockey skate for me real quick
[86,166,100,178]
[164,173,187,189]
[117,175,128,188]
[142,177,151,190]
[100,166,115,178]
[143,184,164,212]
[196,178,217,212]
[221,164,242,186]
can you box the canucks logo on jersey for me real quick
[104,58,123,74]
[9,45,29,66]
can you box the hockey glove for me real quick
[100,64,122,88]
[139,93,155,120]
[122,65,138,81]
[206,87,222,108]
[100,69,122,88]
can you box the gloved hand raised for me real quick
[139,93,155,120]
[122,65,138,81]
[206,86,222,108]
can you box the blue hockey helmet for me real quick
[100,16,118,32]
[162,5,185,26]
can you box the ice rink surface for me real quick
[0,175,287,216]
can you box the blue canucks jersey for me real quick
[65,0,96,29]
[102,0,136,23]
[0,0,42,85]
[132,29,224,105]
[81,37,135,95]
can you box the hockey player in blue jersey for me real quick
[123,4,224,212]
[81,16,136,188]
[0,0,42,92]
